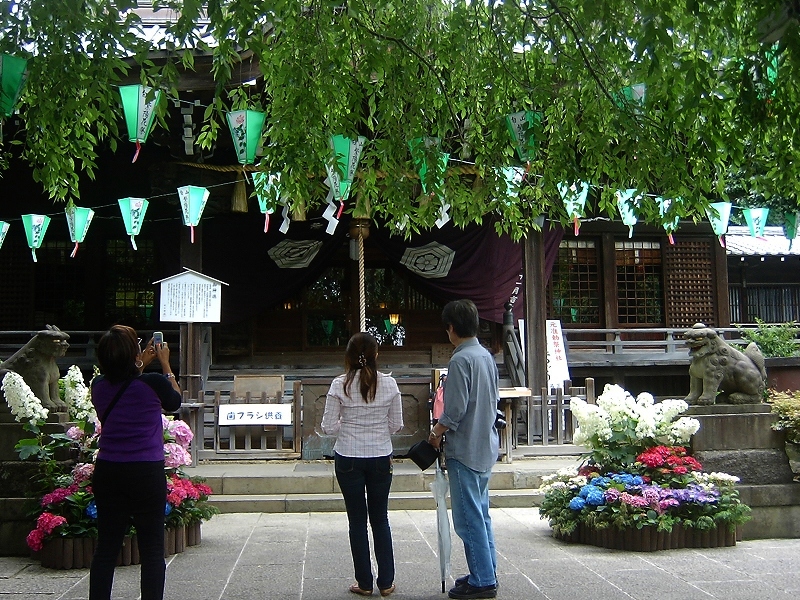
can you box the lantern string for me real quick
[264,213,269,233]
[70,242,79,258]
[132,141,141,163]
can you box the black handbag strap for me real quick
[101,379,134,424]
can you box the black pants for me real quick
[90,459,167,600]
[335,453,395,591]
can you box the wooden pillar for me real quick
[179,224,203,401]
[522,230,547,392]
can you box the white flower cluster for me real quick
[2,371,48,424]
[695,471,741,487]
[63,365,96,423]
[539,466,586,492]
[571,384,701,450]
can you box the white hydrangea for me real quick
[2,371,48,424]
[63,365,96,423]
[634,412,657,439]
[668,416,701,444]
[570,398,612,445]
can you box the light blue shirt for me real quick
[438,338,500,472]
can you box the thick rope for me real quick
[358,235,366,332]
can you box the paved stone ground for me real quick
[2,508,800,599]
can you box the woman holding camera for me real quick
[321,333,403,597]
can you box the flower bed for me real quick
[539,385,751,550]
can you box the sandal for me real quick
[380,584,396,597]
[349,583,373,596]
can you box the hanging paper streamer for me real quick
[705,201,732,247]
[0,53,28,117]
[21,214,50,262]
[177,185,210,244]
[327,135,367,219]
[615,189,640,238]
[435,201,452,229]
[278,204,291,234]
[656,196,681,245]
[119,85,162,163]
[322,197,339,236]
[226,110,266,165]
[65,204,94,257]
[253,172,285,233]
[118,197,149,250]
[504,110,541,163]
[558,181,590,236]
[408,137,450,197]
[0,220,9,251]
[743,207,769,238]
[783,212,799,250]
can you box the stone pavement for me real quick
[3,507,800,599]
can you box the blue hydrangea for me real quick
[165,502,172,516]
[585,489,606,506]
[578,484,603,499]
[590,476,611,488]
[569,497,587,510]
[85,501,97,520]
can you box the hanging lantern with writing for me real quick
[65,204,94,257]
[178,185,209,244]
[326,134,367,220]
[118,197,149,250]
[615,189,640,238]
[743,207,769,238]
[656,196,681,245]
[504,110,541,164]
[558,181,589,236]
[705,201,732,247]
[783,211,799,250]
[253,172,285,233]
[119,85,162,163]
[0,220,9,251]
[226,110,266,165]
[0,53,28,118]
[22,214,50,263]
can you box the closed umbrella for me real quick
[430,457,452,593]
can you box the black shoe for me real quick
[448,582,497,599]
[455,575,498,590]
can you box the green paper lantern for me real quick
[616,189,640,238]
[119,85,162,162]
[226,110,266,165]
[253,172,283,233]
[0,53,28,118]
[65,204,94,257]
[557,181,589,236]
[118,197,149,250]
[783,212,799,249]
[705,201,732,245]
[504,110,541,162]
[177,185,210,243]
[0,220,9,251]
[656,196,681,244]
[326,134,367,217]
[21,214,50,263]
[743,207,769,238]
[408,137,449,196]
[616,83,646,110]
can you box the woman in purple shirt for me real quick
[89,325,181,600]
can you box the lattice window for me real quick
[663,240,716,328]
[549,240,600,324]
[615,241,664,325]
[104,239,156,327]
[34,241,87,328]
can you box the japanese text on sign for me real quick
[219,404,292,426]
[160,279,222,322]
[546,319,570,390]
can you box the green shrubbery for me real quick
[737,318,799,358]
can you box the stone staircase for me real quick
[195,454,583,514]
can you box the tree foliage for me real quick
[0,0,798,238]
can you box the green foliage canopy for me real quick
[1,0,798,238]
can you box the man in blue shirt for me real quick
[429,299,499,599]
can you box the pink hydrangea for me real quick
[162,414,171,431]
[36,512,67,535]
[195,483,212,497]
[72,462,94,485]
[604,488,621,502]
[41,485,78,507]
[620,492,649,508]
[26,528,45,551]
[66,426,84,440]
[164,442,192,468]
[168,420,194,448]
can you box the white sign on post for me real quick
[219,404,292,426]
[546,319,570,390]
[154,268,228,323]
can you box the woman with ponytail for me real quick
[321,332,403,597]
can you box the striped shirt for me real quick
[321,371,403,457]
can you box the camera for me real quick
[494,409,507,430]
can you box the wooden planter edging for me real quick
[552,523,737,552]
[39,522,202,569]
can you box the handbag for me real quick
[406,439,439,470]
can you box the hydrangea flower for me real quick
[2,371,48,424]
[63,365,96,422]
[569,497,586,510]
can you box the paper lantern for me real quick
[615,189,640,238]
[408,137,449,196]
[253,172,284,233]
[326,135,367,218]
[0,53,28,117]
[119,85,162,163]
[118,197,149,250]
[0,220,9,251]
[743,207,769,238]
[705,201,732,247]
[656,197,681,245]
[557,181,589,236]
[505,110,541,163]
[226,110,266,165]
[178,185,210,243]
[65,204,94,257]
[21,214,50,263]
[783,212,799,249]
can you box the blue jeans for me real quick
[335,453,395,591]
[447,458,497,588]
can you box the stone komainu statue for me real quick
[0,325,70,412]
[684,322,766,405]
